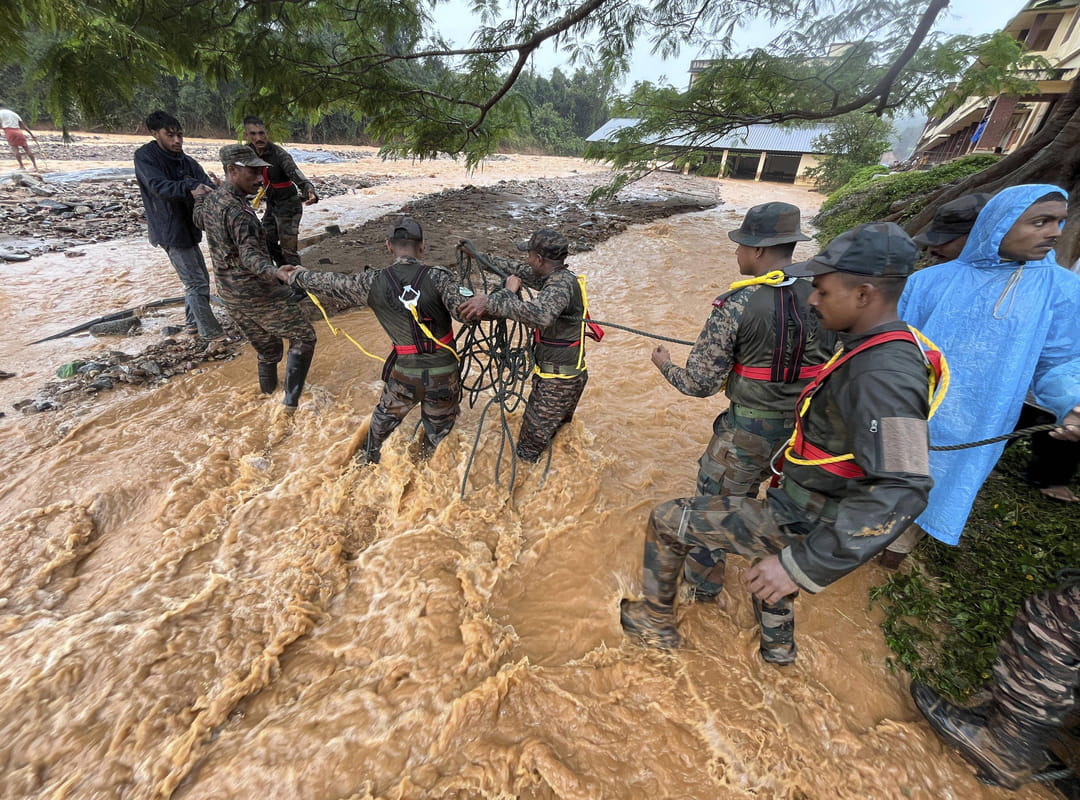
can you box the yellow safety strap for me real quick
[727,269,788,292]
[782,325,950,468]
[252,183,267,210]
[305,290,385,363]
[533,273,589,379]
[403,305,460,361]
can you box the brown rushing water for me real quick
[0,173,1050,799]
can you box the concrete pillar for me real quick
[754,151,767,181]
[719,149,729,177]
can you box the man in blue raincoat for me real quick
[882,184,1080,563]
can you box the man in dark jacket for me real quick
[242,115,318,266]
[133,110,225,339]
[621,223,935,663]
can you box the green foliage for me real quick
[870,445,1080,700]
[813,153,1000,243]
[931,31,1050,118]
[803,113,894,192]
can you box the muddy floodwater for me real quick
[0,149,1052,799]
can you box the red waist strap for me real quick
[790,440,867,478]
[269,180,295,189]
[393,330,454,355]
[732,363,825,381]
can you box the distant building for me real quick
[586,118,831,184]
[915,0,1080,163]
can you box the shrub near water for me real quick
[812,154,1000,243]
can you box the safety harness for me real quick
[781,326,948,478]
[377,265,458,380]
[723,269,827,384]
[533,273,603,379]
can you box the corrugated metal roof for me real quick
[586,117,831,154]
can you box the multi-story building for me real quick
[915,0,1080,163]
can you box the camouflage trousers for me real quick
[364,365,461,463]
[991,583,1080,728]
[225,296,316,364]
[263,195,303,266]
[688,405,794,597]
[517,371,588,463]
[644,491,823,659]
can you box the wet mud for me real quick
[0,139,1055,799]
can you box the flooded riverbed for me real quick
[0,166,1050,798]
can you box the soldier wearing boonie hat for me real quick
[623,220,934,663]
[912,193,991,265]
[649,201,834,655]
[193,144,316,412]
[457,228,594,463]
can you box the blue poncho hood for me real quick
[898,183,1080,545]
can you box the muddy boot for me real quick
[620,523,687,649]
[753,594,798,665]
[258,362,279,394]
[683,548,726,603]
[282,349,313,410]
[910,683,1053,789]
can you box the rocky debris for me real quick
[0,170,380,254]
[14,333,243,413]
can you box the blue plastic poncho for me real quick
[898,184,1080,545]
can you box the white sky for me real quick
[430,0,1026,89]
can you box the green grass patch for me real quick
[871,444,1080,700]
[813,154,1001,244]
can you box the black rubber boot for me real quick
[258,362,279,394]
[282,349,313,410]
[911,682,1053,789]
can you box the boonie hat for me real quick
[913,193,992,246]
[219,144,271,169]
[388,216,423,241]
[787,222,918,277]
[728,202,811,247]
[517,229,569,260]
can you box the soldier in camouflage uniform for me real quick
[284,216,468,463]
[194,144,317,410]
[622,223,934,664]
[911,579,1079,789]
[459,229,594,462]
[651,202,835,603]
[243,116,319,266]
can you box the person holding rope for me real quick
[911,577,1079,790]
[649,202,836,608]
[881,184,1080,567]
[458,229,598,463]
[194,144,316,412]
[283,216,469,463]
[621,223,938,660]
[0,104,39,171]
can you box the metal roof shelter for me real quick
[586,118,831,183]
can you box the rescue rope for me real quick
[305,290,386,363]
[726,269,788,292]
[928,423,1079,451]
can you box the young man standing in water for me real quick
[194,145,317,411]
[621,223,934,662]
[283,216,468,463]
[134,110,226,339]
[242,115,319,266]
[649,202,835,608]
[458,229,596,463]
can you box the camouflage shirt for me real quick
[193,183,284,306]
[661,280,835,411]
[484,255,587,369]
[248,142,315,202]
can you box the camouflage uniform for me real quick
[290,253,467,462]
[661,279,835,597]
[911,581,1080,789]
[623,222,933,660]
[484,251,589,463]
[193,179,316,400]
[248,142,317,266]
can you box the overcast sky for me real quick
[430,0,1026,89]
